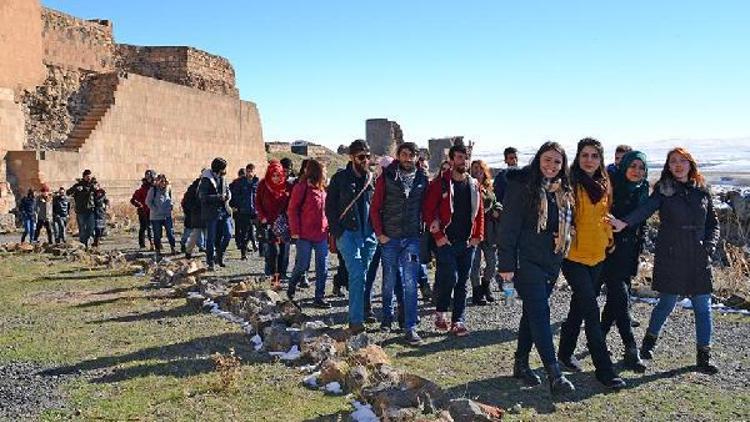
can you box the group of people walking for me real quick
[23,136,719,395]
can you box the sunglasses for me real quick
[355,153,371,161]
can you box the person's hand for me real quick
[377,234,390,244]
[429,219,440,233]
[608,215,628,232]
[499,272,514,282]
[291,234,299,240]
[469,238,480,247]
[436,237,450,247]
[260,218,267,224]
[492,210,500,219]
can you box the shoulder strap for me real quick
[339,172,372,222]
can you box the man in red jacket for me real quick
[130,170,155,249]
[422,143,484,337]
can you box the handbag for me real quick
[272,213,292,244]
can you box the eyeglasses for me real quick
[355,154,371,161]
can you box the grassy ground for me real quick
[0,253,349,421]
[2,246,749,421]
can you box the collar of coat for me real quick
[658,177,708,197]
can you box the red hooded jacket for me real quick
[288,181,328,243]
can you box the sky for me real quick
[42,1,750,152]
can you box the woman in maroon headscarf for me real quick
[256,160,292,290]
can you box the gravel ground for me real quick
[0,362,77,421]
[1,230,749,419]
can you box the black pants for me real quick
[600,274,636,347]
[234,212,256,251]
[333,251,349,290]
[138,212,152,248]
[559,260,616,379]
[35,218,53,243]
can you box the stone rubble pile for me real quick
[144,258,504,421]
[0,241,129,268]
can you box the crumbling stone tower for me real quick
[366,118,403,157]
[428,136,473,171]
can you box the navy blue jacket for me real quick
[229,176,259,217]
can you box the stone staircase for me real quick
[61,73,120,151]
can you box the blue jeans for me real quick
[205,216,232,265]
[381,237,421,331]
[434,241,475,323]
[151,217,176,251]
[515,280,557,366]
[647,293,712,347]
[76,211,95,246]
[53,216,67,243]
[21,217,36,242]
[288,238,329,301]
[338,230,377,326]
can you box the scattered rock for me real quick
[301,334,338,363]
[447,398,502,422]
[346,333,371,353]
[345,365,369,394]
[263,323,294,352]
[348,344,391,368]
[319,359,350,385]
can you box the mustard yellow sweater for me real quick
[567,187,613,266]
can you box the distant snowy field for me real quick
[473,138,750,175]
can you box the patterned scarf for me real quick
[396,166,417,197]
[537,178,574,255]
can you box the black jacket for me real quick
[66,179,95,214]
[182,178,204,229]
[198,170,231,222]
[497,167,564,284]
[52,194,71,218]
[325,162,374,239]
[229,176,259,216]
[601,185,646,281]
[624,179,719,295]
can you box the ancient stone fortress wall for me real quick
[41,8,115,72]
[116,45,239,98]
[0,0,46,91]
[9,73,265,202]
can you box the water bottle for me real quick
[502,281,515,306]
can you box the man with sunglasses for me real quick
[326,139,377,334]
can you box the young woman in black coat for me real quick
[611,147,720,374]
[498,141,576,394]
[599,151,649,372]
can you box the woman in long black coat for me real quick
[599,151,649,372]
[498,141,576,394]
[611,147,720,374]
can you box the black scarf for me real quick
[579,170,607,204]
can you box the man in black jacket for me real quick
[229,164,260,260]
[52,186,70,243]
[325,139,377,333]
[199,158,232,270]
[66,169,96,247]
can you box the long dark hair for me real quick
[524,141,571,211]
[569,137,610,194]
[301,158,326,190]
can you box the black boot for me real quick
[595,371,627,390]
[482,280,496,303]
[696,346,719,374]
[545,363,575,394]
[240,248,247,261]
[513,354,541,386]
[472,288,487,306]
[623,344,647,373]
[640,333,658,360]
[217,254,226,267]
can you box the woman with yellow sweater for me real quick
[557,138,626,390]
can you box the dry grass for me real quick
[714,243,750,298]
[211,348,242,392]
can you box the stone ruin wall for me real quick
[0,0,266,223]
[116,45,239,98]
[366,118,403,157]
[8,73,265,203]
